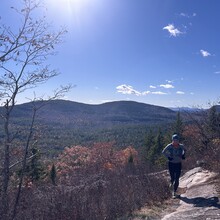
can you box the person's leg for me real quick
[168,162,175,185]
[173,163,182,192]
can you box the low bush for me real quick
[12,162,169,219]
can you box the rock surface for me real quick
[131,167,220,220]
[161,167,220,220]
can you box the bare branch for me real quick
[0,1,69,217]
[9,153,38,170]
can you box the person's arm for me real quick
[181,145,186,160]
[162,144,173,161]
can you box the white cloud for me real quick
[160,84,174,89]
[142,91,151,95]
[163,24,182,37]
[142,90,167,95]
[176,91,185,95]
[166,80,173,84]
[116,85,169,96]
[116,84,142,96]
[214,71,220,74]
[200,49,211,57]
[180,13,190,18]
[149,85,156,89]
[180,12,197,18]
[101,99,118,103]
[152,91,167,95]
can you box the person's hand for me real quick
[168,157,173,161]
[182,155,185,160]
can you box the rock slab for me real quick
[162,167,220,220]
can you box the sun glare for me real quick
[45,0,102,29]
[46,0,87,9]
[45,0,90,25]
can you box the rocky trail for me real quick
[131,167,220,220]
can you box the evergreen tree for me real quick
[154,129,165,157]
[50,164,57,185]
[144,129,155,161]
[173,111,184,141]
[29,148,45,182]
[128,154,134,164]
[145,129,155,150]
[206,106,220,138]
[17,147,45,182]
[148,128,165,165]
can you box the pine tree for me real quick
[206,106,220,138]
[173,111,184,141]
[50,164,57,186]
[144,129,155,162]
[148,128,165,165]
[29,148,46,181]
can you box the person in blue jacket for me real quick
[162,134,186,198]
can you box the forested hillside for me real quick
[10,99,177,126]
[0,100,178,153]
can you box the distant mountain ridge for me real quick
[12,100,177,127]
[0,100,178,151]
[1,100,219,152]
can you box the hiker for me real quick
[162,134,186,198]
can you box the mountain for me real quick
[0,100,178,153]
[12,100,177,127]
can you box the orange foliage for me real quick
[55,143,138,177]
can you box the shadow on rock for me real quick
[180,196,220,208]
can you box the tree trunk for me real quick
[0,103,12,219]
[11,108,37,220]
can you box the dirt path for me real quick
[130,167,220,220]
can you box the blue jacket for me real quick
[162,143,186,163]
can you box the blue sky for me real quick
[1,0,220,108]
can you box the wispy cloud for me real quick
[116,84,142,96]
[179,12,197,18]
[149,85,156,89]
[101,99,117,103]
[143,91,167,95]
[151,91,167,95]
[166,80,173,84]
[176,91,185,95]
[142,91,151,95]
[163,24,182,37]
[214,71,220,74]
[116,84,168,96]
[180,13,190,18]
[200,49,211,57]
[160,84,174,89]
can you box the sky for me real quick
[1,0,220,108]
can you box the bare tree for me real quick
[0,0,70,218]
